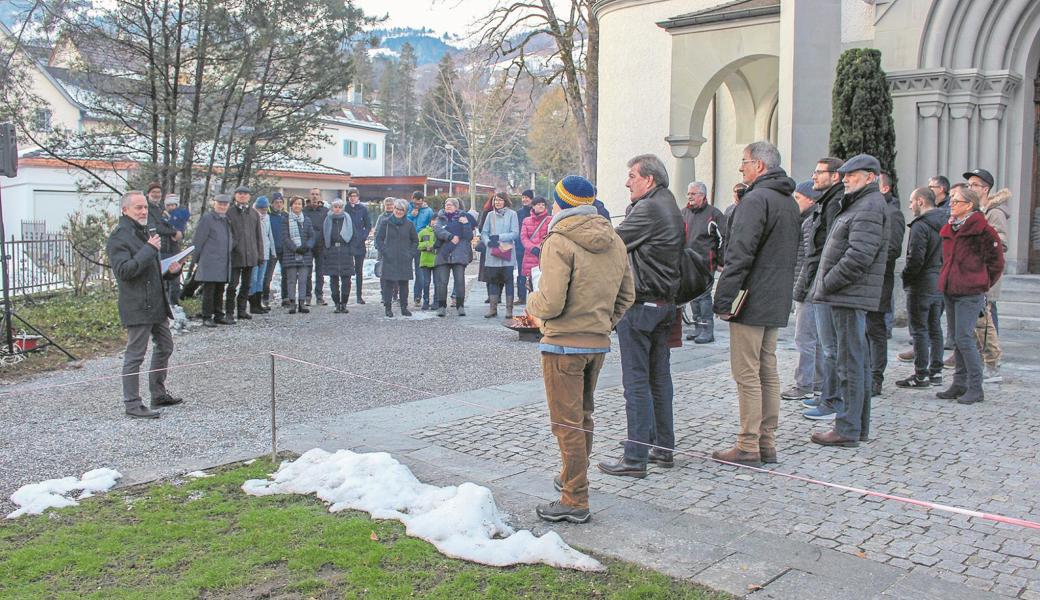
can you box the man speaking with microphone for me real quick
[107,190,188,418]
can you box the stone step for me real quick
[999,314,1040,331]
[999,287,1038,303]
[1000,275,1040,291]
[996,300,1039,318]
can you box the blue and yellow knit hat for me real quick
[553,175,596,210]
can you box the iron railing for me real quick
[3,233,109,297]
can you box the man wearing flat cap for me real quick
[809,153,890,448]
[226,185,264,322]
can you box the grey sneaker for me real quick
[536,500,590,524]
[781,385,813,400]
[125,402,160,419]
[983,366,1003,383]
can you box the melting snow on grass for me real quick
[242,448,604,571]
[7,468,122,519]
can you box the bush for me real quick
[829,48,898,192]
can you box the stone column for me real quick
[947,102,975,173]
[666,135,705,204]
[916,101,944,185]
[978,103,1005,179]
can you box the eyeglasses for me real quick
[949,199,972,205]
[740,159,760,165]
[812,169,834,175]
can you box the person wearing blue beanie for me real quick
[553,175,596,211]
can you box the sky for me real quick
[353,0,498,39]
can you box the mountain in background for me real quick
[369,27,462,66]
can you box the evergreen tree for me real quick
[829,48,898,192]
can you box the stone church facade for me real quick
[595,0,1040,275]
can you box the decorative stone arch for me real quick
[722,71,757,144]
[754,83,780,144]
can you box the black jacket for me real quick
[343,202,372,257]
[793,207,814,299]
[615,185,684,303]
[227,202,263,268]
[303,205,329,255]
[375,215,419,281]
[106,215,175,327]
[147,201,180,256]
[901,207,945,295]
[713,167,800,327]
[192,211,232,283]
[877,193,906,313]
[794,182,843,303]
[812,182,890,311]
[681,202,727,270]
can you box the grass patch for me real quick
[0,460,730,599]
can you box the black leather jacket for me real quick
[615,185,684,303]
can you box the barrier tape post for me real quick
[270,352,277,463]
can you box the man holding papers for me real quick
[712,141,800,465]
[106,191,189,419]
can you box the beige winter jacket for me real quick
[526,205,635,349]
[983,188,1011,300]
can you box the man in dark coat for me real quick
[810,153,890,448]
[680,180,726,344]
[865,172,905,396]
[303,188,329,305]
[896,187,946,388]
[598,154,684,479]
[265,192,289,306]
[106,191,186,419]
[794,157,845,418]
[145,182,182,258]
[226,185,264,321]
[344,188,371,304]
[711,142,800,465]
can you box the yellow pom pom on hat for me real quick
[554,175,596,209]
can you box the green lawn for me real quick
[0,460,730,599]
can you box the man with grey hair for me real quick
[598,154,684,478]
[711,141,800,465]
[107,191,187,418]
[680,180,726,344]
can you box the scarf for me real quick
[388,214,406,226]
[950,212,971,231]
[289,211,305,246]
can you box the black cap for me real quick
[233,185,251,195]
[836,153,881,175]
[214,194,231,204]
[962,168,994,189]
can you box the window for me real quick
[363,142,377,160]
[32,109,52,132]
[342,139,357,157]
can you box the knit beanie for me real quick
[794,181,821,202]
[553,175,596,210]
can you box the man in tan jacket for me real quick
[526,175,635,524]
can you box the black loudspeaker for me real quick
[0,123,17,178]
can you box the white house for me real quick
[313,103,389,178]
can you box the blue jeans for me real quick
[945,294,986,398]
[907,293,944,376]
[617,302,675,462]
[831,306,870,440]
[814,303,842,412]
[249,259,267,295]
[793,301,823,391]
[412,255,423,300]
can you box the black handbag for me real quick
[179,260,200,298]
[675,247,713,305]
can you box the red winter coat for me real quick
[519,211,552,276]
[938,211,1004,296]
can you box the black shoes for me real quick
[125,402,160,419]
[237,311,252,320]
[333,304,349,313]
[871,381,882,397]
[597,457,647,478]
[202,318,217,328]
[151,394,183,407]
[385,306,394,318]
[895,374,931,389]
[536,500,591,524]
[298,306,310,314]
[648,448,674,468]
[936,386,966,400]
[357,298,366,305]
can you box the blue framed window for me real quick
[363,142,377,160]
[343,139,358,157]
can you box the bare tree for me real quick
[475,0,598,182]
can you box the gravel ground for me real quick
[0,275,578,514]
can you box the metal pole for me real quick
[0,185,14,354]
[270,352,277,463]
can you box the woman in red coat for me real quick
[519,196,551,284]
[936,186,1004,405]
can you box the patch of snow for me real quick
[243,459,256,465]
[7,468,122,519]
[242,449,603,571]
[185,471,212,479]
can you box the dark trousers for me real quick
[815,303,842,411]
[352,255,365,300]
[201,282,225,317]
[434,264,466,307]
[225,266,251,316]
[866,311,888,387]
[990,302,999,334]
[690,288,714,337]
[908,293,944,376]
[517,274,528,303]
[264,252,282,301]
[381,279,409,306]
[121,321,173,404]
[419,267,433,304]
[308,253,324,300]
[831,306,870,440]
[412,254,424,300]
[488,266,515,301]
[617,302,676,462]
[284,265,310,303]
[946,294,986,398]
[329,275,351,305]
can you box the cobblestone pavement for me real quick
[415,346,1040,599]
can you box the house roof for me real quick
[321,102,389,133]
[657,0,780,30]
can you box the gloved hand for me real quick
[487,235,500,248]
[295,246,306,255]
[530,246,540,257]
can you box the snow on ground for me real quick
[7,468,122,519]
[185,471,212,478]
[243,448,604,571]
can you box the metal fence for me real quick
[4,232,109,297]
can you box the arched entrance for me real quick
[1031,69,1040,273]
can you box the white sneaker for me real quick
[983,366,1003,383]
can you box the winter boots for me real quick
[400,298,412,317]
[485,298,499,318]
[505,296,514,319]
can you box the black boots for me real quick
[385,304,394,318]
[400,299,412,317]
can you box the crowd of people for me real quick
[106,143,1009,524]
